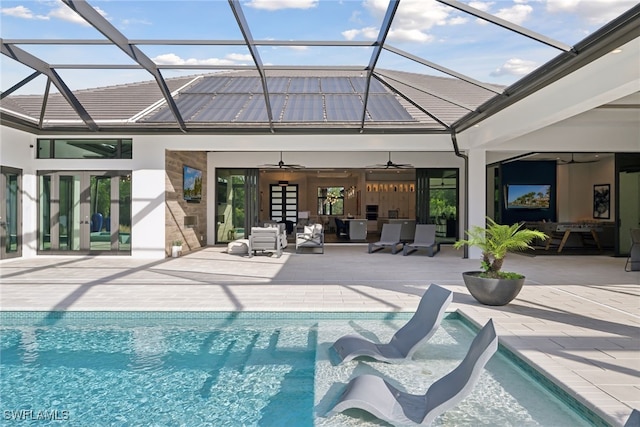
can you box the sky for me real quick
[0,0,636,94]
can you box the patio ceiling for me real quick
[1,1,639,134]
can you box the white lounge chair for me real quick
[403,224,441,256]
[328,319,498,426]
[331,284,453,363]
[368,223,403,254]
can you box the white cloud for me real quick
[0,1,112,27]
[388,29,434,43]
[0,5,49,20]
[226,53,253,62]
[448,16,469,25]
[546,0,637,25]
[469,1,494,13]
[342,26,379,41]
[495,4,533,25]
[48,2,110,27]
[244,0,318,11]
[152,53,250,66]
[349,0,450,43]
[490,58,538,77]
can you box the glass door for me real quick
[215,169,259,244]
[38,171,131,254]
[416,168,459,244]
[617,154,640,256]
[0,166,22,259]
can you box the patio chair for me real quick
[249,225,286,257]
[403,224,441,257]
[296,223,324,254]
[328,319,498,426]
[368,223,403,254]
[331,284,453,363]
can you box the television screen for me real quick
[506,184,550,209]
[183,165,202,203]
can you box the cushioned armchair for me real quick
[296,223,324,254]
[249,224,287,257]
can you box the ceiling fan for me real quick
[260,151,304,169]
[367,152,413,169]
[557,153,600,165]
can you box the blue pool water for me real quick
[0,312,600,426]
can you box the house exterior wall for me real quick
[0,118,636,260]
[165,150,207,257]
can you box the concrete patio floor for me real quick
[1,244,638,426]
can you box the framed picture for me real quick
[593,184,610,219]
[183,165,202,203]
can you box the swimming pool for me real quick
[0,312,600,426]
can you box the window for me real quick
[318,187,344,216]
[37,139,132,159]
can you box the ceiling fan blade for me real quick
[558,153,600,164]
[366,152,413,169]
[259,152,305,169]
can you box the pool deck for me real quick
[1,244,638,426]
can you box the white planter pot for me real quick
[171,245,182,258]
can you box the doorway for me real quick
[416,168,459,243]
[38,171,131,254]
[215,169,259,244]
[617,154,640,256]
[0,166,22,259]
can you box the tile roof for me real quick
[1,69,502,132]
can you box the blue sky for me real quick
[1,0,636,93]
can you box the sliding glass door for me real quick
[416,168,459,243]
[215,169,259,244]
[617,154,640,256]
[38,171,131,254]
[0,166,22,259]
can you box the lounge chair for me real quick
[368,223,403,254]
[331,284,453,363]
[403,224,441,256]
[328,319,498,426]
[624,409,640,427]
[296,223,324,254]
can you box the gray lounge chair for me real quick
[403,224,441,256]
[368,223,403,254]
[328,319,498,426]
[625,409,640,427]
[331,284,453,363]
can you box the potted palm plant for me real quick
[454,217,547,305]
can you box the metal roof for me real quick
[1,1,638,134]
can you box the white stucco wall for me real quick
[0,126,37,257]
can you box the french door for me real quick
[38,171,131,254]
[0,166,22,259]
